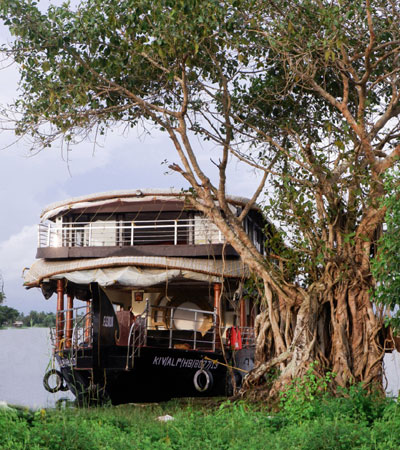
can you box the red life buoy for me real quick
[227,326,242,350]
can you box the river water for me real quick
[0,327,400,409]
[0,327,73,409]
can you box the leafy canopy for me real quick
[1,1,400,290]
[372,172,400,330]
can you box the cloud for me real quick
[0,4,264,316]
[0,224,49,314]
[0,224,37,283]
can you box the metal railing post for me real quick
[131,221,134,246]
[169,308,174,348]
[194,311,198,350]
[174,220,178,245]
[212,311,216,352]
[47,223,51,247]
[145,299,149,346]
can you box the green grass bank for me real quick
[1,389,400,450]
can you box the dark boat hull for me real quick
[58,346,230,405]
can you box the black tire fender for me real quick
[60,377,70,391]
[43,369,65,393]
[193,369,213,393]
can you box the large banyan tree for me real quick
[1,0,400,397]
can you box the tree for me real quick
[372,172,400,331]
[0,273,5,304]
[19,310,56,327]
[0,305,19,327]
[1,0,400,398]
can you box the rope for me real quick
[203,356,249,374]
[57,338,66,357]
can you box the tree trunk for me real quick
[243,260,385,400]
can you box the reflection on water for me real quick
[0,327,399,408]
[0,327,73,409]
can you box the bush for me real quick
[278,362,336,422]
[0,392,398,449]
[0,409,30,449]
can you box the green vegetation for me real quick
[0,368,395,449]
[0,308,56,328]
[372,171,400,332]
[0,390,398,450]
[0,305,19,328]
[0,274,55,328]
[0,273,5,304]
[17,310,56,328]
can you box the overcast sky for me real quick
[0,1,262,314]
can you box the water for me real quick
[384,351,400,397]
[0,327,400,408]
[0,327,73,409]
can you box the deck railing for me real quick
[38,218,225,248]
[147,304,217,351]
[240,327,255,348]
[50,305,93,355]
[124,303,216,368]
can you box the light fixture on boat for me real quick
[135,189,143,197]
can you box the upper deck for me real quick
[36,189,267,260]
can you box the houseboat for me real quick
[23,189,268,405]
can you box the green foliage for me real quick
[0,0,234,144]
[0,273,5,304]
[278,363,388,428]
[0,307,56,328]
[1,0,400,289]
[0,394,398,449]
[0,305,19,327]
[0,409,31,450]
[18,310,57,328]
[279,362,336,422]
[372,171,400,331]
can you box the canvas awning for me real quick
[23,256,249,288]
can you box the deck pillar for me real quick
[56,279,65,350]
[213,283,222,345]
[240,297,246,329]
[85,301,91,343]
[65,293,74,349]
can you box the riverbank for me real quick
[1,393,399,449]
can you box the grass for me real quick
[1,392,400,449]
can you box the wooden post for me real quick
[56,279,65,351]
[240,297,246,329]
[85,301,91,343]
[213,283,221,345]
[65,293,74,349]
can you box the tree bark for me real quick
[242,252,384,400]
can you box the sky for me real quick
[2,1,400,397]
[0,2,263,314]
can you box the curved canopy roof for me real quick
[40,188,258,221]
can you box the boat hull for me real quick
[58,346,230,405]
